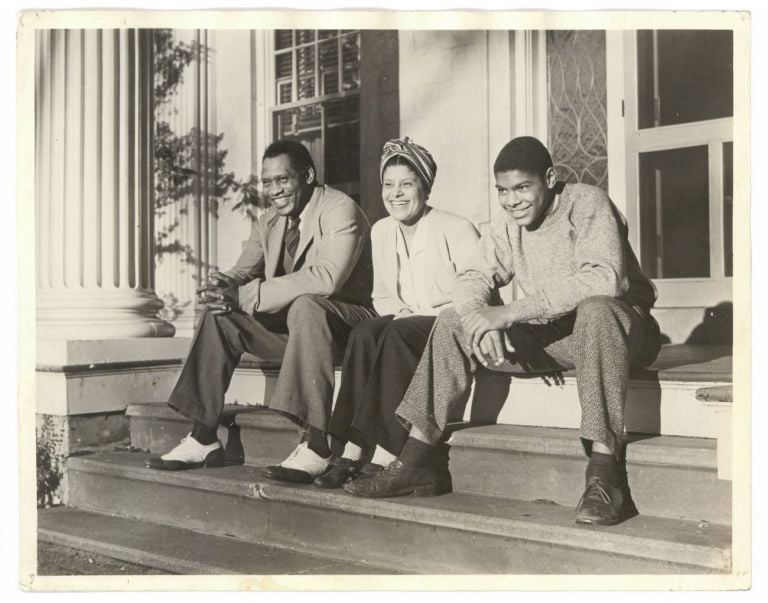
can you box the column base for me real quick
[37,288,176,339]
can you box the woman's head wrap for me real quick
[379,137,437,193]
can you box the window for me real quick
[618,30,733,305]
[271,30,361,199]
[547,30,609,191]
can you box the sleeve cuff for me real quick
[237,280,261,315]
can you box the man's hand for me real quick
[472,330,515,367]
[461,306,516,349]
[197,270,238,315]
[197,270,235,293]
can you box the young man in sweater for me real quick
[344,136,661,526]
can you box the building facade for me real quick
[32,26,738,503]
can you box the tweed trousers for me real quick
[168,294,376,432]
[396,295,661,457]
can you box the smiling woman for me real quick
[381,161,429,228]
[311,137,481,493]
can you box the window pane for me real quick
[275,52,292,80]
[278,81,292,104]
[274,105,322,138]
[324,95,359,127]
[341,33,360,91]
[275,30,293,50]
[296,46,315,100]
[639,145,710,278]
[723,141,733,277]
[319,39,339,95]
[318,30,338,40]
[547,30,608,191]
[296,30,315,45]
[297,46,314,78]
[637,30,733,129]
[298,76,315,100]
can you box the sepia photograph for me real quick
[16,6,752,592]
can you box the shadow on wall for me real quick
[685,302,733,345]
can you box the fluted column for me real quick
[35,29,174,339]
[154,29,217,337]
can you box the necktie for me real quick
[282,217,301,274]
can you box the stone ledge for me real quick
[36,337,192,367]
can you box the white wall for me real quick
[398,31,498,229]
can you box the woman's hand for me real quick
[461,306,516,349]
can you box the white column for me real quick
[154,29,217,337]
[36,29,174,339]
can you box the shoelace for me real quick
[582,479,612,504]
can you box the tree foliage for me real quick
[152,30,261,281]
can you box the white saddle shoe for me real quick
[262,442,331,483]
[145,433,225,471]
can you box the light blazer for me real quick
[224,185,372,314]
[371,206,480,316]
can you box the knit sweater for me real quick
[453,182,656,323]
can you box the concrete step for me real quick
[448,425,731,525]
[38,507,392,575]
[127,404,300,466]
[127,404,731,524]
[64,451,731,574]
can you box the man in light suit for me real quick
[147,140,376,482]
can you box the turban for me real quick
[379,137,437,193]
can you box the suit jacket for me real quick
[370,206,479,316]
[223,185,372,314]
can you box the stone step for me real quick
[127,403,731,524]
[447,425,731,525]
[64,451,731,574]
[38,507,392,575]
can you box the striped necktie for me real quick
[282,217,301,274]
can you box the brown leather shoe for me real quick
[343,459,451,498]
[575,476,624,525]
[313,458,366,489]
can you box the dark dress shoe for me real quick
[343,459,451,498]
[145,446,225,471]
[313,458,366,489]
[575,475,625,525]
[262,465,314,484]
[360,462,384,475]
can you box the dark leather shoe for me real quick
[343,459,451,498]
[575,475,625,525]
[313,458,365,489]
[262,465,314,484]
[360,462,384,475]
